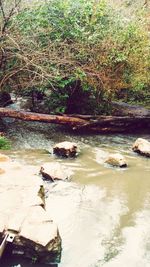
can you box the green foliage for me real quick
[0,137,11,150]
[14,0,111,43]
[1,0,150,114]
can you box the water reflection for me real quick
[100,203,150,267]
[45,183,128,267]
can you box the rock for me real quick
[0,168,5,174]
[0,153,10,162]
[0,163,61,264]
[53,141,78,157]
[40,162,70,182]
[12,206,61,264]
[111,101,150,117]
[105,153,127,167]
[132,138,150,157]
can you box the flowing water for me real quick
[0,118,150,267]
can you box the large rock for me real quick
[40,162,70,182]
[132,138,150,157]
[105,153,127,167]
[0,163,61,264]
[53,141,78,157]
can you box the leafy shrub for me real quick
[0,137,11,150]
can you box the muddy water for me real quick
[1,119,150,267]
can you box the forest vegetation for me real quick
[0,0,150,115]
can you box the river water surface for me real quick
[1,119,150,267]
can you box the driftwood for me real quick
[0,107,150,133]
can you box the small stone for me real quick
[0,153,10,162]
[105,153,127,168]
[40,162,70,182]
[53,141,78,157]
[132,138,150,157]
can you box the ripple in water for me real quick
[45,183,128,267]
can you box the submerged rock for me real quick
[53,141,78,157]
[40,162,70,182]
[132,138,150,157]
[105,153,127,168]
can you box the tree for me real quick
[0,0,22,35]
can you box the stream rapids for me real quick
[0,118,150,267]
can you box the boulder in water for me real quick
[40,162,70,182]
[132,138,150,157]
[53,141,78,157]
[105,153,127,168]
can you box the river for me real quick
[0,119,150,267]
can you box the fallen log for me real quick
[0,107,150,133]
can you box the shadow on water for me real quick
[0,247,58,267]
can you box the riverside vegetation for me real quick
[0,136,10,149]
[0,0,150,115]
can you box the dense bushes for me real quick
[0,0,150,114]
[0,136,11,150]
